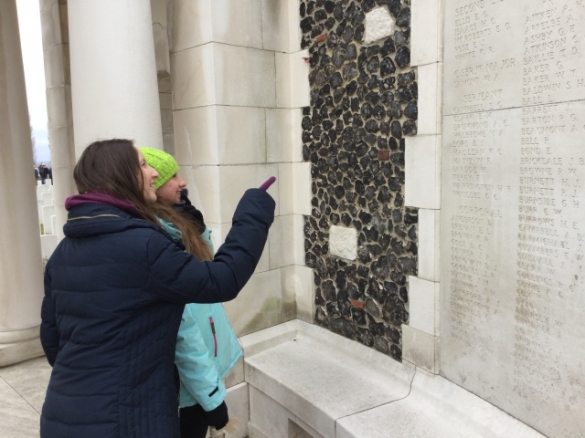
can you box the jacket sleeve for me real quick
[175,305,226,411]
[146,189,275,304]
[40,263,59,366]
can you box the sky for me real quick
[16,0,51,165]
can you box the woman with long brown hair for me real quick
[40,139,275,438]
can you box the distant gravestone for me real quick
[441,1,585,437]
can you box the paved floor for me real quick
[0,356,50,438]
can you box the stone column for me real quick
[68,0,163,155]
[0,0,44,366]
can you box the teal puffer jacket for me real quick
[159,220,243,411]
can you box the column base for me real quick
[0,337,44,367]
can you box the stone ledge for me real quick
[0,338,45,367]
[242,320,547,438]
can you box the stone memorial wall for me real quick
[441,1,585,437]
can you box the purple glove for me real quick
[259,176,276,191]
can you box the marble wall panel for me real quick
[442,2,585,436]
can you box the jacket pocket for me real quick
[209,316,218,357]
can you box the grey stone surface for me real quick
[442,1,585,437]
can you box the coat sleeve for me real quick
[175,305,226,411]
[40,263,59,366]
[146,189,275,304]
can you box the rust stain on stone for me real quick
[315,33,328,43]
[350,299,365,309]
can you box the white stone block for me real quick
[405,135,441,209]
[364,6,395,45]
[411,0,442,66]
[213,45,276,107]
[239,320,297,358]
[249,386,291,438]
[171,0,212,52]
[171,44,215,109]
[185,165,221,224]
[266,109,303,163]
[284,265,314,323]
[224,356,245,389]
[278,162,311,216]
[43,44,66,89]
[151,0,170,75]
[261,0,301,53]
[275,51,310,108]
[329,225,357,260]
[268,215,305,269]
[40,1,62,50]
[224,382,250,438]
[408,276,438,336]
[223,269,285,337]
[214,222,270,274]
[418,209,440,282]
[42,205,55,235]
[402,324,436,373]
[46,85,71,128]
[417,62,442,135]
[174,106,266,166]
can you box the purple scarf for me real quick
[65,191,141,217]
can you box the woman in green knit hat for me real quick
[140,147,241,438]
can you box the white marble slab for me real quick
[442,2,585,435]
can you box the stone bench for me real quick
[239,320,546,438]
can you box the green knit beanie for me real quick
[139,147,179,189]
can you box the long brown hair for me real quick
[152,202,213,261]
[73,139,159,225]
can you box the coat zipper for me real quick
[210,317,218,357]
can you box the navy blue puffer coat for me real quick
[40,189,274,438]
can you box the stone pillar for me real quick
[0,0,44,366]
[68,0,163,154]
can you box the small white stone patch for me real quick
[329,225,357,260]
[364,7,395,44]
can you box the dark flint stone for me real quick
[357,71,369,84]
[404,101,417,119]
[334,185,345,199]
[311,196,319,207]
[380,122,391,137]
[312,125,323,138]
[362,0,376,12]
[326,32,339,47]
[315,9,328,21]
[307,1,315,15]
[395,86,412,102]
[342,25,355,43]
[390,151,404,166]
[346,80,357,95]
[303,106,311,116]
[323,119,334,130]
[333,3,344,19]
[302,145,310,161]
[394,193,404,207]
[366,57,380,74]
[390,121,403,139]
[395,46,410,68]
[400,256,417,275]
[315,308,328,326]
[406,241,417,255]
[344,2,356,19]
[399,287,408,303]
[334,87,345,103]
[380,57,396,76]
[352,11,365,27]
[364,185,375,200]
[350,97,360,111]
[300,2,306,17]
[356,144,368,157]
[390,344,401,361]
[373,104,385,119]
[371,256,390,279]
[374,337,390,355]
[381,38,396,56]
[302,116,312,131]
[352,308,367,326]
[347,43,357,59]
[300,17,314,33]
[396,7,410,27]
[342,62,358,80]
[327,302,340,317]
[332,47,346,68]
[367,75,380,89]
[399,138,405,151]
[374,173,386,188]
[353,218,363,231]
[365,299,381,317]
[358,329,374,347]
[361,102,373,118]
[392,209,402,223]
[311,25,324,38]
[336,270,347,290]
[343,111,352,124]
[394,30,409,46]
[377,137,388,150]
[325,0,335,13]
[403,120,417,136]
[355,24,365,42]
[385,325,401,344]
[358,248,371,263]
[341,213,352,226]
[346,190,357,203]
[314,70,329,87]
[365,133,377,144]
[387,0,401,17]
[365,92,380,106]
[368,244,383,257]
[319,216,329,229]
[355,180,365,195]
[330,317,355,338]
[336,119,344,132]
[389,101,402,119]
[380,234,390,249]
[325,17,336,30]
[398,71,416,85]
[364,226,378,241]
[389,137,398,150]
[408,226,417,240]
[305,252,317,267]
[365,119,379,133]
[409,81,418,99]
[381,77,395,89]
[380,92,393,105]
[377,186,391,203]
[358,232,366,246]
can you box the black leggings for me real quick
[179,404,208,438]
